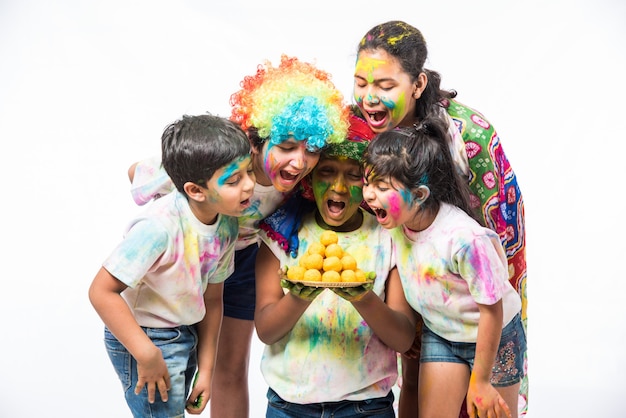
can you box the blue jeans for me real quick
[265,387,395,418]
[104,325,198,418]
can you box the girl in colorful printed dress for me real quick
[352,20,527,418]
[255,114,417,418]
[362,118,526,418]
[127,55,349,418]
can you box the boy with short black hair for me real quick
[89,114,255,417]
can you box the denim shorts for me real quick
[265,387,395,418]
[104,325,198,418]
[223,244,258,320]
[420,313,526,387]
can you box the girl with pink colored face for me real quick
[363,118,526,418]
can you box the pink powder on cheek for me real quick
[386,192,403,220]
[263,147,280,181]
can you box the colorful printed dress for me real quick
[443,98,528,415]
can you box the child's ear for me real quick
[183,181,207,202]
[412,72,428,100]
[415,185,430,204]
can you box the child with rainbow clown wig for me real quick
[127,55,348,418]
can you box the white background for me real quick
[1,1,624,417]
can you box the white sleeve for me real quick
[130,156,175,205]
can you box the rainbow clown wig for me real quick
[230,55,348,151]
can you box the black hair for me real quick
[246,126,264,150]
[357,20,457,121]
[161,114,250,194]
[363,116,474,219]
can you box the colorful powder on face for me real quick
[385,191,403,220]
[313,170,364,219]
[217,155,249,186]
[386,92,408,124]
[399,187,414,207]
[263,146,278,183]
[312,179,330,203]
[314,179,363,207]
[355,55,387,84]
[348,185,363,206]
[381,96,396,110]
[205,188,221,204]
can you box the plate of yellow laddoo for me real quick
[281,230,375,288]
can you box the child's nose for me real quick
[330,176,348,193]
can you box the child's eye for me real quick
[306,148,322,156]
[317,167,335,176]
[224,175,241,185]
[348,172,363,181]
[377,81,396,91]
[369,180,389,192]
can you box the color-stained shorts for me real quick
[222,244,258,321]
[420,313,526,387]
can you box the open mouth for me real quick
[368,111,386,122]
[280,170,299,182]
[365,110,388,129]
[326,199,346,214]
[372,207,387,221]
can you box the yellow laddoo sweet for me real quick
[324,243,343,259]
[308,241,326,256]
[303,253,324,270]
[322,256,342,272]
[286,265,306,281]
[340,269,356,282]
[303,269,322,282]
[320,230,339,246]
[341,254,357,271]
[285,230,375,285]
[322,270,341,282]
[354,269,367,282]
